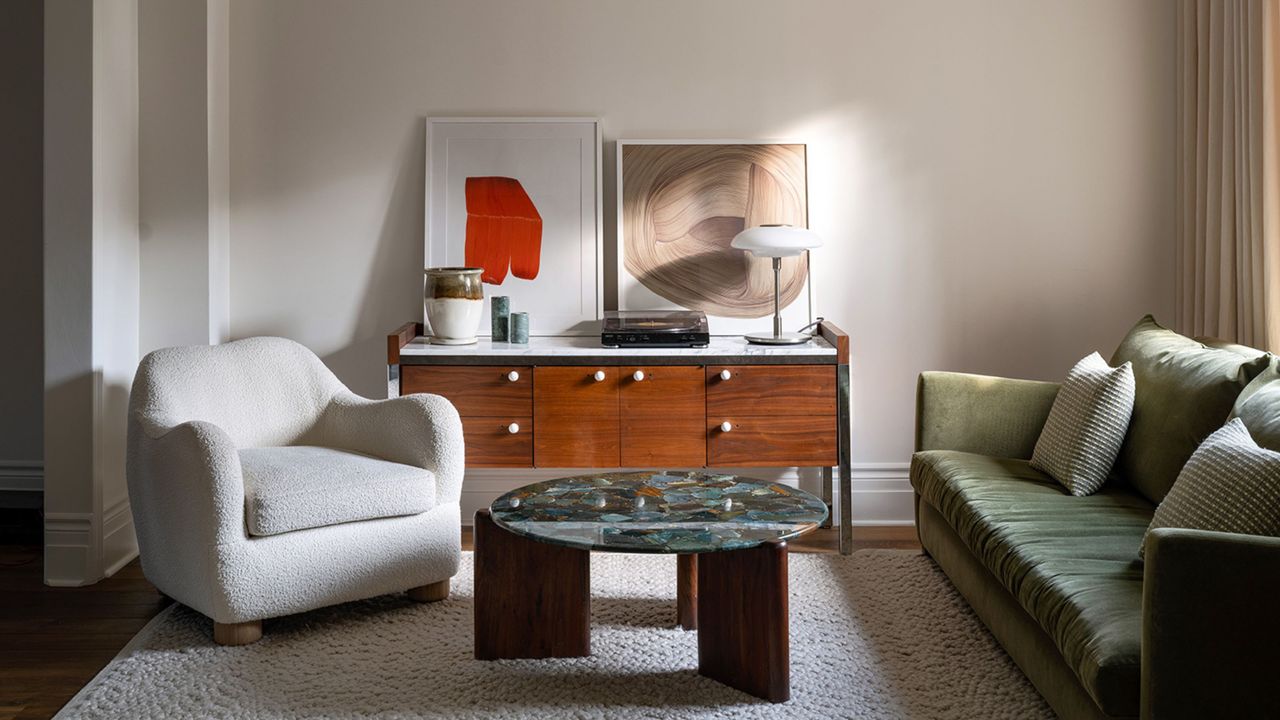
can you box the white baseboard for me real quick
[459,463,914,527]
[102,497,138,577]
[845,462,915,526]
[0,460,43,493]
[44,511,95,587]
[42,498,138,586]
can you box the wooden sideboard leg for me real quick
[213,619,262,646]
[474,508,591,660]
[407,579,450,603]
[697,540,790,702]
[677,554,698,630]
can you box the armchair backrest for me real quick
[131,337,346,448]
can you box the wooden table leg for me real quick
[677,554,698,630]
[696,540,790,703]
[473,508,591,660]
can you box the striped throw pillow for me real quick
[1031,352,1136,496]
[1141,418,1280,558]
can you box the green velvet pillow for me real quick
[1230,357,1280,451]
[1109,315,1271,503]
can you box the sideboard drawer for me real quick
[707,415,837,467]
[462,416,533,468]
[402,365,531,417]
[706,365,836,417]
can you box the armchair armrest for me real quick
[915,371,1059,459]
[130,416,247,548]
[319,391,465,506]
[1141,528,1280,720]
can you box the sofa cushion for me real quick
[1109,315,1270,503]
[1231,356,1280,451]
[240,446,435,537]
[911,450,1154,717]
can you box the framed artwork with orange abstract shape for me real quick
[427,118,602,337]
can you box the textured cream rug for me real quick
[57,550,1051,719]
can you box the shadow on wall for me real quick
[324,123,425,398]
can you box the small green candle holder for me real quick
[491,296,510,342]
[510,312,530,344]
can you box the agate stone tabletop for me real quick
[489,470,829,553]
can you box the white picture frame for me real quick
[426,117,603,337]
[616,139,813,337]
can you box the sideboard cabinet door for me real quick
[620,366,706,467]
[534,367,621,467]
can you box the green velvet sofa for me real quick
[910,321,1280,720]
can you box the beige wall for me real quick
[0,0,44,502]
[227,0,1176,513]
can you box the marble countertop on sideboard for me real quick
[397,334,839,366]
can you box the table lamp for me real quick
[730,224,822,345]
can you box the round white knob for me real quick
[633,370,645,382]
[593,370,606,382]
[507,370,520,382]
[507,422,519,434]
[720,369,732,381]
[720,421,733,433]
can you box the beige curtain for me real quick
[1177,0,1280,352]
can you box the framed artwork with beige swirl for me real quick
[616,140,811,335]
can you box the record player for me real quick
[601,310,710,348]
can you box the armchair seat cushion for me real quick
[911,450,1154,716]
[240,446,435,537]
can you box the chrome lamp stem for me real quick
[772,256,782,339]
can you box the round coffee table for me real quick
[473,470,828,703]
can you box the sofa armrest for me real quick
[914,371,1059,459]
[1142,528,1280,720]
[319,391,465,506]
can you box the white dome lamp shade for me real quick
[730,224,822,345]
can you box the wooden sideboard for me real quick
[387,321,853,553]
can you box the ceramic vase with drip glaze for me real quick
[424,267,484,345]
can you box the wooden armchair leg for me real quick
[213,620,263,646]
[407,578,450,603]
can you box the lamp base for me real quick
[744,331,812,345]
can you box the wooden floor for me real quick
[0,512,918,720]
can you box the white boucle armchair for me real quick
[126,337,464,645]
